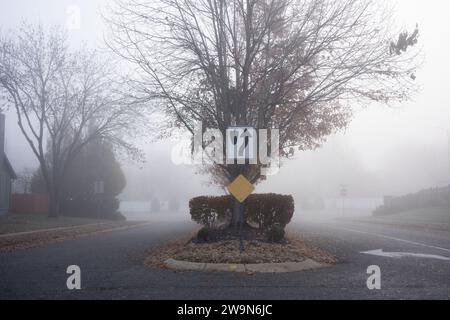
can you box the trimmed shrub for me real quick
[246,194,294,230]
[189,194,294,230]
[189,196,232,228]
[266,224,285,243]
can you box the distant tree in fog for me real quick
[31,139,126,219]
[0,23,142,217]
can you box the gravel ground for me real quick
[145,232,337,266]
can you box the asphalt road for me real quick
[0,217,449,300]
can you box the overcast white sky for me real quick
[1,0,450,199]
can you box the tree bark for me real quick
[231,198,243,229]
[48,189,61,218]
[229,163,250,229]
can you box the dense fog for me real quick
[1,0,450,220]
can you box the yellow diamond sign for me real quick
[227,175,255,203]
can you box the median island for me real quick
[145,194,336,273]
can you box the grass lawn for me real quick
[0,213,111,235]
[362,207,450,231]
[381,207,450,222]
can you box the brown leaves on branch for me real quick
[105,0,421,186]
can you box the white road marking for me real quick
[333,226,450,253]
[361,249,450,261]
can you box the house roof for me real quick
[3,154,17,179]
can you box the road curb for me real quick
[164,258,329,273]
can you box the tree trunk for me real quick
[48,190,60,218]
[231,198,243,229]
[229,163,250,229]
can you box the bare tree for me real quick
[106,0,420,225]
[106,0,419,178]
[0,24,141,217]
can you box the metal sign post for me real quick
[226,126,256,253]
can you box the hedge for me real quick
[189,194,294,230]
[62,195,125,220]
[189,196,233,228]
[246,194,294,229]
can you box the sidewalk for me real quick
[0,222,112,238]
[0,220,148,252]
